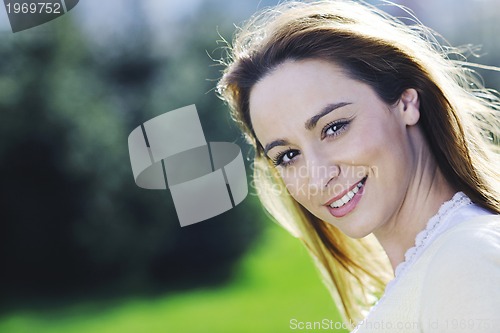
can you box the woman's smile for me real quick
[325,176,367,218]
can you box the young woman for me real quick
[217,1,500,332]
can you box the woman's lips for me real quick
[325,176,367,218]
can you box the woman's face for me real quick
[249,59,421,238]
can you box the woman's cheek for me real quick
[285,176,306,200]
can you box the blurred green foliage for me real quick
[0,222,347,333]
[0,8,262,309]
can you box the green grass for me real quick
[0,223,348,333]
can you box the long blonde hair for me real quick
[217,0,500,326]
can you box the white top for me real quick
[353,192,500,333]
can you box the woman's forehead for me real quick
[249,59,365,122]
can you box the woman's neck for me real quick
[373,149,457,273]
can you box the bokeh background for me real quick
[0,1,499,332]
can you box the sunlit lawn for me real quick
[0,222,348,333]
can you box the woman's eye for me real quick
[322,120,349,139]
[273,149,299,166]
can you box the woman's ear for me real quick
[399,88,420,126]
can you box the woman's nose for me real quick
[306,156,340,192]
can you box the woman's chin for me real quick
[323,218,373,239]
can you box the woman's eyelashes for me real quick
[272,148,300,167]
[271,118,352,167]
[321,119,351,139]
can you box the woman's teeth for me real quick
[330,180,364,208]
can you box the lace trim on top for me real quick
[352,192,472,332]
[388,191,471,289]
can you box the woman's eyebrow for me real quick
[264,139,289,155]
[263,102,352,154]
[305,102,352,130]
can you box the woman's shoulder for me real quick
[430,212,500,258]
[419,213,500,332]
[423,212,500,275]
